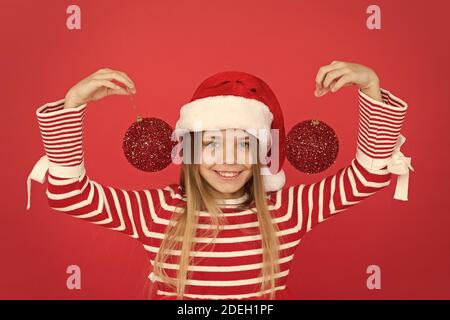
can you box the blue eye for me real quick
[239,141,250,148]
[206,141,221,148]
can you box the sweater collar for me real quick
[215,192,249,206]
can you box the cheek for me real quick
[199,164,208,175]
[243,166,253,178]
[202,147,222,164]
[236,148,254,165]
[199,164,214,180]
[246,146,258,165]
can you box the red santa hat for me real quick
[174,71,286,192]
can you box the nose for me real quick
[222,139,250,165]
[222,139,238,164]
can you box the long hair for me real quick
[151,131,281,299]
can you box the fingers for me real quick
[315,61,344,91]
[317,78,340,97]
[92,79,133,96]
[95,72,135,91]
[323,68,350,90]
[94,68,136,93]
[106,87,130,96]
[315,61,356,97]
[331,74,355,92]
[114,70,135,88]
[92,79,122,91]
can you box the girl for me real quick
[26,61,412,300]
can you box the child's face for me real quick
[198,129,254,197]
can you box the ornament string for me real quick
[126,86,142,122]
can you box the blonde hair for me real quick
[151,132,280,299]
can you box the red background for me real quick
[1,0,449,299]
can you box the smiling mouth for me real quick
[213,170,243,179]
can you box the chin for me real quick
[211,183,244,194]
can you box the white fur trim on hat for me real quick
[261,168,286,192]
[175,95,273,135]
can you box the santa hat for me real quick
[174,71,286,192]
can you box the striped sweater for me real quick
[26,87,412,300]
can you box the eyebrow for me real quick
[203,135,220,141]
[202,135,250,141]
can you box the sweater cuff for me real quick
[26,155,86,210]
[35,98,87,118]
[27,99,88,211]
[36,98,87,166]
[356,87,408,167]
[355,88,413,201]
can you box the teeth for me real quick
[216,171,240,177]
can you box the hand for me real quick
[64,68,137,109]
[314,60,380,99]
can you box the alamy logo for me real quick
[66,265,81,290]
[170,127,280,174]
[366,5,381,30]
[366,265,382,290]
[66,5,81,30]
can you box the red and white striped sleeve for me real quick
[26,98,162,242]
[291,87,413,235]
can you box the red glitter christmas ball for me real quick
[122,116,177,172]
[286,119,339,174]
